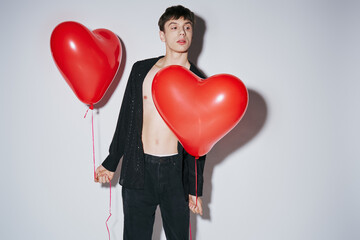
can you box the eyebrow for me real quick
[168,21,193,26]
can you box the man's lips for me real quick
[177,39,186,45]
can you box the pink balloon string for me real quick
[84,107,96,180]
[84,106,112,239]
[84,108,90,118]
[106,179,112,240]
[189,157,199,240]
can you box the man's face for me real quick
[160,17,193,53]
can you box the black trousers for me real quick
[122,153,189,240]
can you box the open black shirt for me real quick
[102,56,206,196]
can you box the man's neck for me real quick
[159,51,190,69]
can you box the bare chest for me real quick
[142,66,161,111]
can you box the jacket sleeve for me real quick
[101,64,136,172]
[185,150,206,196]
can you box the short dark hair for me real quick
[158,5,195,31]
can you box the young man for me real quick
[95,5,206,240]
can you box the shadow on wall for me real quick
[204,89,267,214]
[188,15,206,67]
[189,89,268,239]
[188,15,269,237]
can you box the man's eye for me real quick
[185,25,192,30]
[171,27,177,30]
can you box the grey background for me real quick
[0,0,359,239]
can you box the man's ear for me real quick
[159,30,165,42]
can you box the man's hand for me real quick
[95,165,114,183]
[189,195,203,215]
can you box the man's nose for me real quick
[179,28,185,35]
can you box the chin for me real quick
[175,47,190,53]
[178,49,189,53]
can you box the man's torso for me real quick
[141,59,179,156]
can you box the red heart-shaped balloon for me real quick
[50,21,121,106]
[152,65,248,157]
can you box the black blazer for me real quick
[102,56,206,197]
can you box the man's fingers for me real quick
[94,166,113,184]
[96,172,107,183]
[198,207,203,215]
[189,204,201,215]
[189,201,203,215]
[99,176,104,183]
